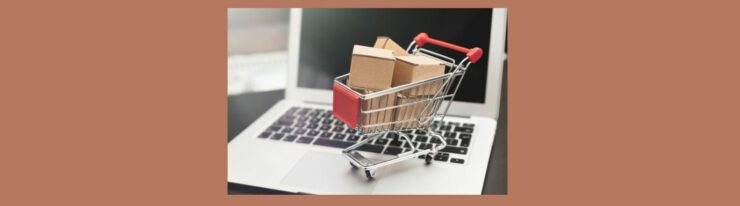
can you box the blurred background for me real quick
[228,9,290,95]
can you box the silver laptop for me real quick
[228,8,507,194]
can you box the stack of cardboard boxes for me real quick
[347,37,446,131]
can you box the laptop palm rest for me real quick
[280,151,384,194]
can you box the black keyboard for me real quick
[256,106,475,164]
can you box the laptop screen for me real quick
[297,9,492,103]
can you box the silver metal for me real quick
[335,40,472,179]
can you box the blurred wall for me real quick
[228,9,290,55]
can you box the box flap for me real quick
[352,45,395,60]
[374,36,409,56]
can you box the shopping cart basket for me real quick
[333,32,484,179]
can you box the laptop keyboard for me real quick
[257,106,476,164]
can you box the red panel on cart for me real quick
[332,83,359,128]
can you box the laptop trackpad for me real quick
[280,151,383,194]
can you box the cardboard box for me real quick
[394,93,435,129]
[347,45,396,90]
[391,55,446,96]
[373,36,409,56]
[352,87,397,132]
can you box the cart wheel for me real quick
[350,162,358,170]
[425,154,433,164]
[365,170,375,180]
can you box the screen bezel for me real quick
[286,8,507,120]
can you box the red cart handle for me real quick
[413,32,484,63]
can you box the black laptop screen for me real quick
[297,9,492,103]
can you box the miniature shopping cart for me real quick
[332,32,484,179]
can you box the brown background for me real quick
[2,0,739,205]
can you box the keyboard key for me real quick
[434,153,450,162]
[347,135,360,141]
[283,135,298,142]
[386,132,398,138]
[296,109,309,115]
[319,125,332,131]
[313,138,353,148]
[388,139,404,147]
[460,138,471,147]
[296,136,314,144]
[275,119,293,126]
[280,114,297,119]
[346,128,357,134]
[454,126,474,133]
[306,124,319,129]
[430,137,442,144]
[439,125,452,131]
[306,130,320,137]
[308,118,320,123]
[258,132,271,139]
[443,132,457,138]
[332,127,345,133]
[270,133,285,140]
[415,130,427,135]
[294,123,307,128]
[374,138,388,145]
[440,146,467,155]
[293,128,307,135]
[319,132,333,138]
[462,123,475,127]
[384,147,404,155]
[446,138,459,145]
[418,143,432,150]
[450,158,465,164]
[332,133,347,140]
[459,133,472,139]
[357,144,384,153]
[281,127,294,134]
[414,136,428,143]
[267,126,281,132]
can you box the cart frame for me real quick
[332,32,483,179]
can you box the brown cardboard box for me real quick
[347,45,396,90]
[352,87,397,132]
[391,55,446,96]
[394,93,435,129]
[373,36,409,56]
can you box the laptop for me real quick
[228,8,507,194]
